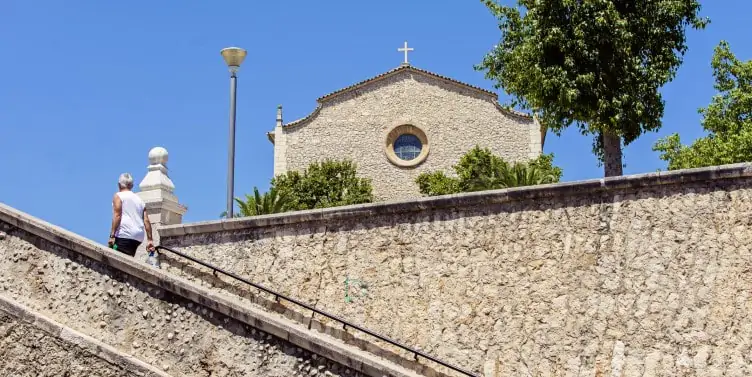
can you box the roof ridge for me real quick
[316,64,502,102]
[281,65,531,129]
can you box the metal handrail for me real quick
[155,245,478,377]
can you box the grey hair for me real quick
[118,173,134,189]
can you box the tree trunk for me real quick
[601,130,623,177]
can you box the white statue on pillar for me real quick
[135,147,187,259]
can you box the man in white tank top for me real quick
[107,173,155,257]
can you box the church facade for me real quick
[267,63,546,202]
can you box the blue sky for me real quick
[1,1,750,244]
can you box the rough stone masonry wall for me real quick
[0,219,367,377]
[0,313,135,377]
[0,294,168,377]
[280,70,539,202]
[160,164,752,377]
[0,311,137,377]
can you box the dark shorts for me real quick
[113,237,141,257]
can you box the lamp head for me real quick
[221,47,247,69]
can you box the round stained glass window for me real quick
[393,134,422,161]
[384,123,429,167]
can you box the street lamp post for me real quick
[220,47,247,219]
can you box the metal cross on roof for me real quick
[397,41,414,65]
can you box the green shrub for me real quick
[416,146,562,196]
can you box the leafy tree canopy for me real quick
[271,159,373,210]
[416,146,562,196]
[653,41,752,170]
[477,0,708,176]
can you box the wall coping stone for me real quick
[0,293,171,377]
[158,163,752,238]
[0,202,429,377]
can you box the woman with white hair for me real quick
[108,173,155,256]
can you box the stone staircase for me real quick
[0,203,462,377]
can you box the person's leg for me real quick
[113,237,140,257]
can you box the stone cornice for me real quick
[158,163,752,238]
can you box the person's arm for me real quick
[143,209,155,251]
[108,194,122,247]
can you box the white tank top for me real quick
[114,191,146,241]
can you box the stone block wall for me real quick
[160,164,752,377]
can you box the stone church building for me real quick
[267,53,546,202]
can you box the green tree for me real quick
[506,161,559,187]
[454,145,511,192]
[477,0,708,177]
[416,146,562,196]
[653,41,752,170]
[235,187,291,216]
[272,159,373,210]
[220,187,291,218]
[524,152,563,186]
[416,171,460,197]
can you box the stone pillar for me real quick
[135,147,187,259]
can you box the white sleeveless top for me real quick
[114,191,146,241]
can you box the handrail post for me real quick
[308,311,315,330]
